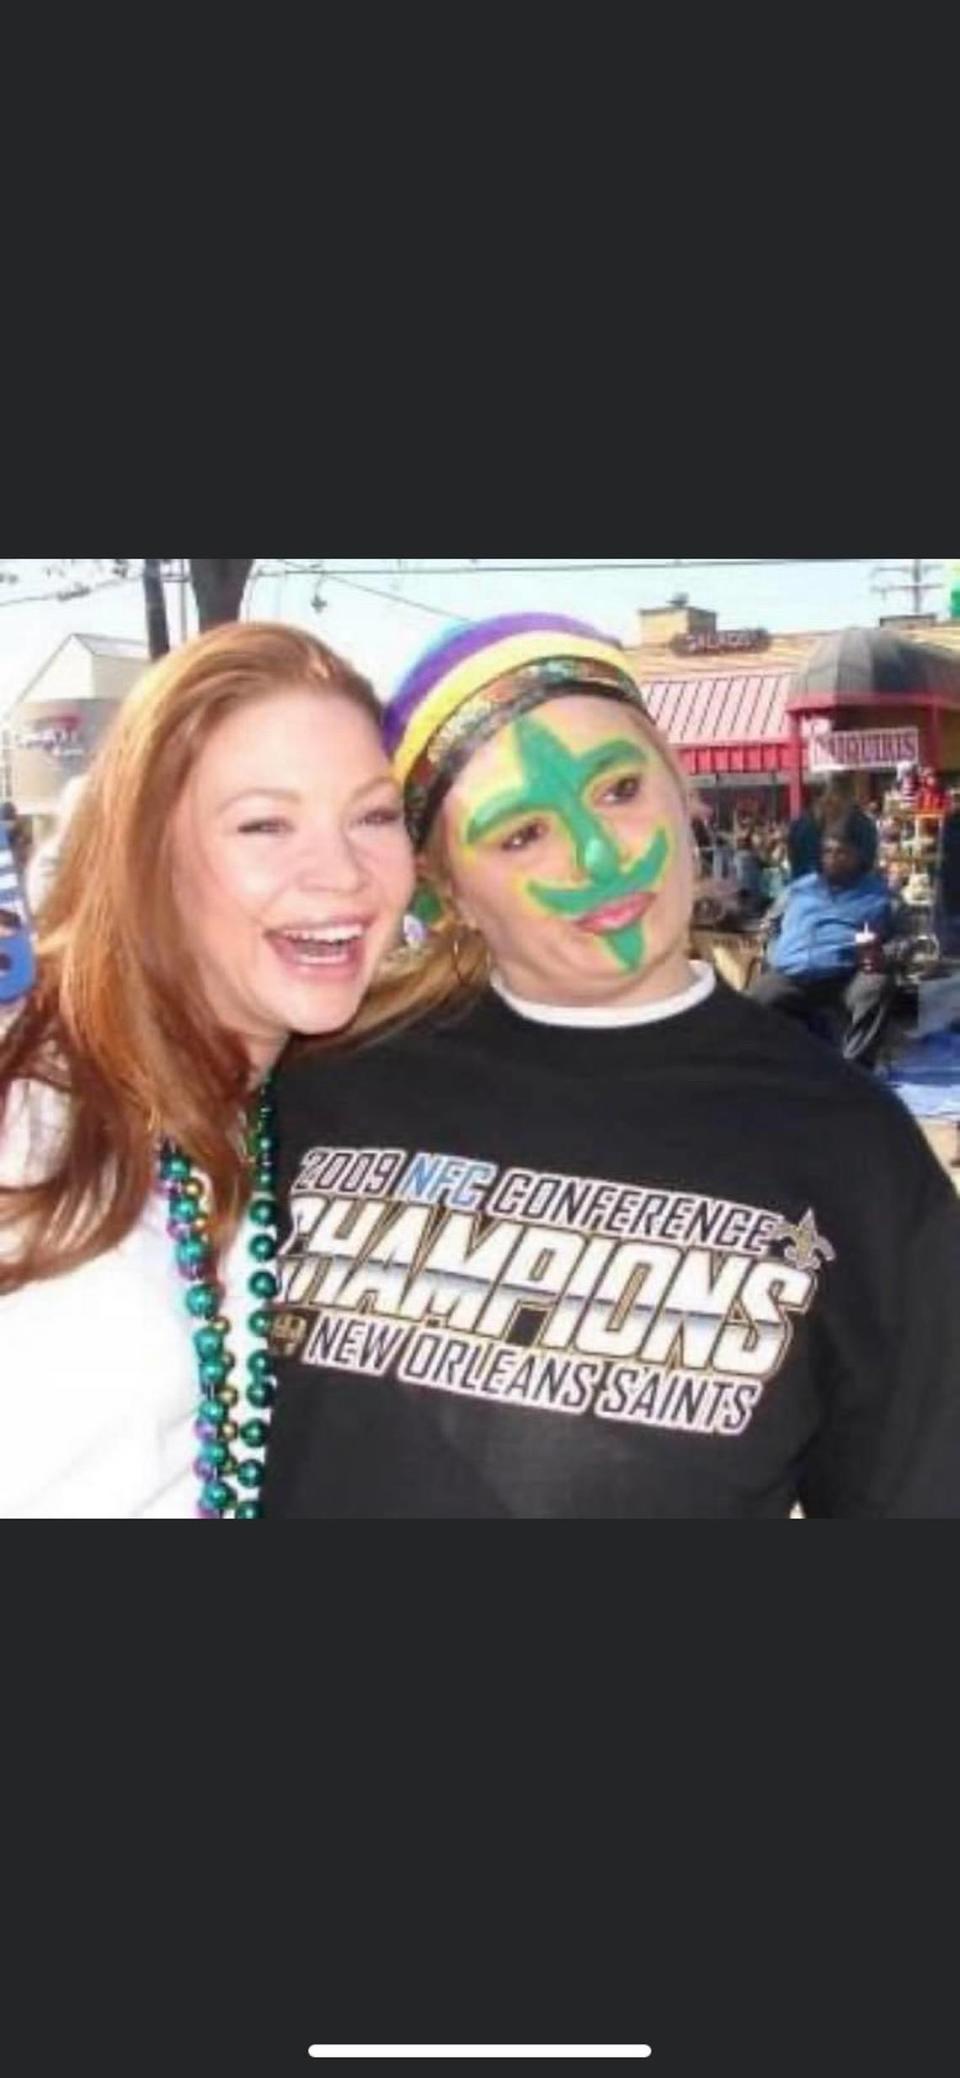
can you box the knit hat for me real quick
[385,612,650,848]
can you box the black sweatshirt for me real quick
[264,982,960,1519]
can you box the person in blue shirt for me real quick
[1,797,35,1009]
[0,864,35,1009]
[751,811,909,1067]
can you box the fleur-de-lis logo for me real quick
[269,1310,308,1358]
[772,1210,836,1274]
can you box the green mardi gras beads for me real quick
[199,1358,231,1389]
[178,1235,212,1271]
[249,1233,278,1264]
[160,1076,280,1522]
[247,1379,277,1411]
[196,1442,234,1475]
[241,1420,270,1449]
[200,1478,233,1515]
[186,1283,221,1320]
[199,1397,231,1426]
[194,1326,227,1361]
[248,1271,279,1301]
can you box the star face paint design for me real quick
[463,713,672,971]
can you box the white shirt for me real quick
[491,961,717,1030]
[0,1082,257,1520]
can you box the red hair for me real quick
[0,622,381,1294]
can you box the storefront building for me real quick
[626,607,960,822]
[785,627,960,816]
[0,634,147,826]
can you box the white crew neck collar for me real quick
[490,961,717,1030]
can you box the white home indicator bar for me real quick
[308,2050,652,2061]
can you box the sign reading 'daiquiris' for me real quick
[808,726,920,774]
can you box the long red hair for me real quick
[0,622,381,1294]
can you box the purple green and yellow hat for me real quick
[385,611,650,849]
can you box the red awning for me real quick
[638,672,793,777]
[677,742,788,778]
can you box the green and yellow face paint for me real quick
[459,712,673,973]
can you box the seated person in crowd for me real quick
[762,835,790,904]
[935,798,960,957]
[690,810,716,880]
[0,802,31,880]
[0,825,35,1007]
[732,829,768,918]
[789,781,877,880]
[788,776,878,881]
[751,813,910,1068]
[917,768,948,814]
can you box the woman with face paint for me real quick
[0,624,415,1518]
[265,614,960,1520]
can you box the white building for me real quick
[0,634,148,824]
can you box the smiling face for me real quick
[171,686,415,1068]
[440,694,696,1008]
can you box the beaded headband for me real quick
[385,613,650,851]
[401,657,650,850]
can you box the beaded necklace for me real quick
[157,1077,279,1520]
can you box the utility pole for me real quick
[909,557,929,614]
[142,558,171,659]
[870,558,942,618]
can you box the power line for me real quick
[273,557,865,580]
[246,564,474,626]
[0,571,140,611]
[260,559,886,632]
[0,556,918,618]
[314,573,477,622]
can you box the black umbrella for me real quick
[792,628,960,701]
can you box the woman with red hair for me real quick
[0,623,414,1518]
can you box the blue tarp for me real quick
[881,1030,960,1121]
